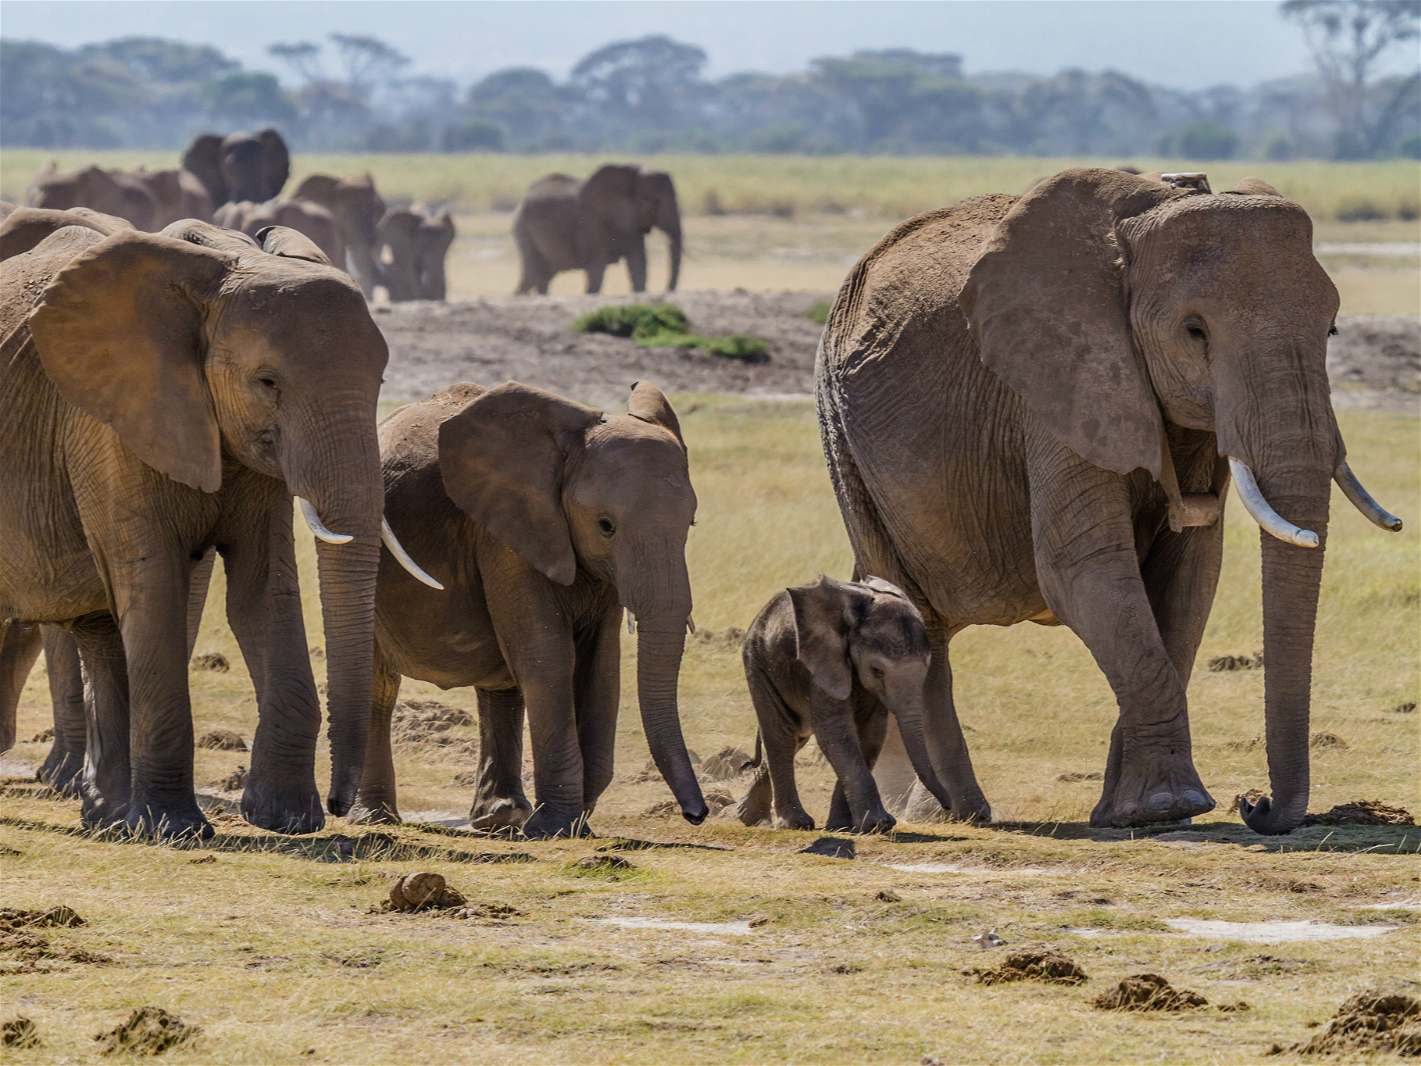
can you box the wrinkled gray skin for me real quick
[821,167,1397,835]
[293,173,387,298]
[354,380,708,839]
[215,199,345,272]
[735,575,959,833]
[378,207,456,301]
[513,165,681,294]
[182,129,290,208]
[0,212,387,839]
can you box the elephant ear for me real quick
[292,173,339,206]
[627,380,684,447]
[959,167,1185,478]
[256,128,290,199]
[181,133,227,205]
[162,217,259,255]
[257,225,332,265]
[579,165,640,228]
[1223,178,1282,197]
[438,381,603,585]
[28,229,231,493]
[787,574,869,701]
[0,207,132,262]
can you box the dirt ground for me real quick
[375,293,1421,415]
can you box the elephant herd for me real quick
[0,165,1404,845]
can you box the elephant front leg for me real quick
[573,608,622,816]
[624,240,648,293]
[915,629,990,822]
[514,639,590,838]
[0,621,43,757]
[39,627,87,796]
[818,694,894,834]
[68,613,133,831]
[347,645,403,825]
[468,688,532,832]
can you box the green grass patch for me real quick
[805,300,832,325]
[573,303,769,360]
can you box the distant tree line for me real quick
[2,1,1417,159]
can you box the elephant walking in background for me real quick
[818,168,1401,835]
[291,173,388,298]
[354,381,707,838]
[25,166,212,232]
[182,128,290,208]
[0,209,430,837]
[215,199,346,271]
[378,207,456,301]
[513,164,681,294]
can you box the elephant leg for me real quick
[816,692,894,834]
[515,240,550,296]
[469,687,532,831]
[0,620,42,755]
[743,663,813,829]
[68,612,132,831]
[347,642,402,825]
[573,607,621,816]
[39,627,86,796]
[735,758,774,826]
[185,547,216,658]
[916,627,990,821]
[583,260,608,295]
[220,498,323,835]
[625,240,648,293]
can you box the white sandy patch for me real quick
[403,810,472,828]
[1361,899,1421,911]
[1164,918,1399,943]
[0,758,37,778]
[591,917,758,935]
[885,863,1045,876]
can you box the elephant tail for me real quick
[751,730,763,769]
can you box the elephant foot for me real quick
[344,800,401,826]
[241,774,325,834]
[1090,757,1215,827]
[469,795,532,832]
[520,807,592,840]
[124,799,213,841]
[847,809,897,834]
[773,811,816,831]
[38,752,84,798]
[735,799,770,827]
[901,781,992,825]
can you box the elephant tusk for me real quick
[381,518,444,590]
[1228,458,1320,548]
[1334,460,1403,532]
[686,615,696,635]
[627,611,636,635]
[296,497,353,544]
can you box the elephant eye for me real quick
[870,665,885,680]
[255,374,278,390]
[597,517,616,536]
[1182,317,1207,343]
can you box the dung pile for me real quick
[972,950,1088,985]
[95,1007,199,1056]
[1303,800,1414,826]
[3,1017,39,1048]
[190,651,229,672]
[1274,991,1421,1057]
[1209,651,1263,671]
[391,700,476,752]
[692,626,746,649]
[0,907,109,972]
[209,766,247,791]
[195,730,245,751]
[700,746,754,781]
[1094,974,1208,1011]
[643,786,735,817]
[382,872,466,912]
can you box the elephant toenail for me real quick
[1147,793,1175,810]
[1183,790,1211,808]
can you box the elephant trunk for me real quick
[889,694,959,817]
[664,223,682,292]
[635,623,708,824]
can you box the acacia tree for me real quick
[1282,0,1421,157]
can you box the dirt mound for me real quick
[1303,800,1414,826]
[1392,702,1417,714]
[1057,771,1103,782]
[391,700,476,751]
[1094,974,1208,1011]
[3,1017,38,1048]
[209,766,247,791]
[1310,732,1348,750]
[1274,991,1421,1057]
[382,872,467,912]
[644,786,735,817]
[1209,651,1264,671]
[195,730,245,751]
[700,746,754,781]
[692,626,746,649]
[971,949,1088,985]
[0,906,84,929]
[95,1006,199,1056]
[29,727,54,743]
[189,652,229,672]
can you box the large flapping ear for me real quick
[180,134,226,205]
[438,381,603,585]
[627,380,684,447]
[292,173,339,205]
[28,229,231,493]
[257,225,332,265]
[0,206,132,262]
[959,167,1187,478]
[579,165,640,228]
[256,128,291,199]
[787,574,869,701]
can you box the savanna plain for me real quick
[1,153,1418,1064]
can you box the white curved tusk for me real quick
[1334,460,1403,532]
[627,611,636,635]
[296,497,353,545]
[381,518,444,590]
[686,615,696,635]
[1228,458,1320,548]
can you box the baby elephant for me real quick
[736,575,958,832]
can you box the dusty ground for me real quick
[374,293,1420,414]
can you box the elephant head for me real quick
[181,134,228,206]
[28,165,156,232]
[579,165,682,292]
[377,207,456,301]
[25,219,429,817]
[787,575,958,817]
[436,380,707,823]
[958,167,1401,835]
[293,172,387,297]
[635,170,682,291]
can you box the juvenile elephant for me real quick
[513,164,681,294]
[291,173,387,297]
[27,163,157,231]
[0,212,430,837]
[818,168,1402,834]
[182,129,290,208]
[735,576,959,833]
[354,380,708,838]
[378,207,455,301]
[214,200,345,271]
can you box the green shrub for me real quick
[570,303,690,339]
[805,300,832,325]
[706,333,769,360]
[635,331,712,348]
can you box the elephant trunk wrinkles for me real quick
[889,694,957,815]
[635,624,708,824]
[316,536,379,817]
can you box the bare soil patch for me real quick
[391,699,476,751]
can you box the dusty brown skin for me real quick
[0,218,388,838]
[378,207,456,301]
[735,575,958,833]
[357,380,708,838]
[214,199,345,272]
[181,128,290,207]
[819,167,1380,834]
[513,164,682,294]
[292,173,387,298]
[26,164,158,231]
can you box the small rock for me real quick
[94,1006,200,1056]
[1094,974,1208,1011]
[3,1017,39,1048]
[799,837,855,859]
[190,651,229,672]
[196,730,246,752]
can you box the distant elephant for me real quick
[182,128,290,208]
[0,211,431,838]
[378,207,455,301]
[513,164,681,294]
[292,173,387,298]
[0,205,133,260]
[735,575,959,833]
[354,380,708,838]
[215,200,345,272]
[818,168,1402,835]
[130,167,214,228]
[27,163,157,231]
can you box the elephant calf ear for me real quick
[28,229,230,493]
[438,381,602,586]
[959,167,1178,478]
[628,381,685,446]
[787,574,863,701]
[257,225,333,266]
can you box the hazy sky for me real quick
[0,1,1344,90]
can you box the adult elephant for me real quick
[130,168,214,228]
[182,129,290,208]
[353,381,707,838]
[27,164,157,231]
[817,168,1402,835]
[0,211,430,838]
[214,200,345,271]
[292,173,387,298]
[513,164,681,294]
[378,207,455,301]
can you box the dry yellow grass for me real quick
[2,401,1416,1064]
